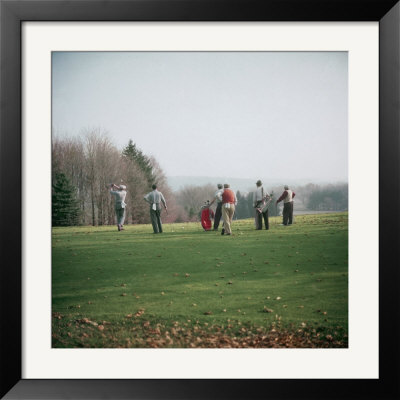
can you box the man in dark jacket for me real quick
[209,183,223,230]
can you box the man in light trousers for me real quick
[221,183,237,236]
[110,183,127,231]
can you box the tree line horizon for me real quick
[52,130,348,227]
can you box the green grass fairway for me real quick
[52,213,348,348]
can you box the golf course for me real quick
[52,212,348,348]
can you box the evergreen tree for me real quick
[247,193,255,217]
[268,190,279,217]
[122,139,155,186]
[188,206,196,220]
[235,190,249,219]
[52,172,81,226]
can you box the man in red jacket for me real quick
[221,183,237,236]
[276,185,296,225]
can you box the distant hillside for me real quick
[167,176,346,194]
[167,176,257,193]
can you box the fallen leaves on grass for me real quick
[77,318,98,327]
[135,309,145,317]
[55,318,349,348]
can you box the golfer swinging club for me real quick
[109,183,127,231]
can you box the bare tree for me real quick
[149,157,186,223]
[175,184,215,221]
[52,136,87,224]
[120,157,150,224]
[52,129,183,226]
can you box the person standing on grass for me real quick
[253,179,270,230]
[209,183,224,231]
[276,185,296,226]
[109,183,127,231]
[221,183,237,236]
[144,184,167,234]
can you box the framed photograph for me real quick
[1,0,399,399]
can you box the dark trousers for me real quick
[256,209,269,230]
[283,202,294,225]
[213,203,223,229]
[150,209,163,233]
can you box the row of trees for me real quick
[172,182,348,222]
[293,183,348,211]
[52,132,348,226]
[174,184,216,220]
[235,190,279,219]
[172,185,279,222]
[52,130,183,226]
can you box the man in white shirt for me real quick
[276,185,296,225]
[209,183,223,231]
[110,184,127,231]
[253,180,270,230]
[144,184,167,233]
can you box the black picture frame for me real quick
[1,0,399,399]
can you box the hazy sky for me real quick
[52,51,348,181]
